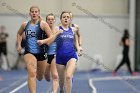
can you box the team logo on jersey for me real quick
[60,34,73,38]
[27,29,36,37]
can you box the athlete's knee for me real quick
[65,74,72,81]
[52,74,58,80]
[28,71,36,78]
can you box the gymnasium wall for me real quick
[0,0,133,71]
[0,0,128,15]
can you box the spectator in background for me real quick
[12,32,26,70]
[113,29,138,76]
[0,25,10,70]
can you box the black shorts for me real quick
[47,54,55,64]
[0,42,7,55]
[24,51,47,61]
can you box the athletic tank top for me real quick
[56,26,75,55]
[24,21,46,54]
[47,42,57,55]
[46,28,56,55]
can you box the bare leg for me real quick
[57,64,65,93]
[24,54,37,93]
[51,58,59,93]
[44,63,51,81]
[36,60,47,81]
[65,58,76,93]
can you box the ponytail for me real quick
[39,16,42,22]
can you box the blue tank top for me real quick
[24,21,46,54]
[47,42,57,55]
[56,26,75,55]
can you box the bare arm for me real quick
[75,24,82,46]
[41,21,52,37]
[73,27,82,56]
[17,22,26,52]
[74,33,80,51]
[37,26,62,45]
[75,24,82,51]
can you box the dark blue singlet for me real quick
[56,26,78,65]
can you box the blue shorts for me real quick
[56,52,78,66]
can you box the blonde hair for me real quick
[30,6,42,21]
[39,16,42,21]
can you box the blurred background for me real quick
[0,0,139,71]
[0,0,140,93]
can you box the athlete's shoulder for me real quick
[72,24,80,34]
[70,27,76,34]
[74,24,80,29]
[54,26,60,31]
[41,20,49,26]
[40,20,46,24]
[72,23,78,27]
[40,20,49,30]
[21,21,28,29]
[54,26,63,34]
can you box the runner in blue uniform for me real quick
[17,6,53,93]
[44,13,59,93]
[37,11,81,93]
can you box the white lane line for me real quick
[89,76,140,93]
[89,79,97,93]
[92,76,140,81]
[9,81,27,93]
[0,76,27,93]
